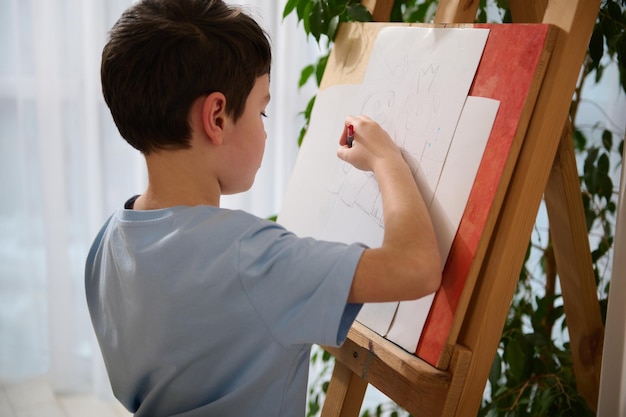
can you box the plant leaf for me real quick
[283,0,300,19]
[346,3,373,22]
[299,64,315,88]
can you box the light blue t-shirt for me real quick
[85,202,364,416]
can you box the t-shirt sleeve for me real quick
[237,220,365,348]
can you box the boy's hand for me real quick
[336,115,403,173]
[339,114,443,303]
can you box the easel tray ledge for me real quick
[324,322,472,417]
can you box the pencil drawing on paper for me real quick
[278,26,492,352]
[328,163,384,228]
[328,59,447,229]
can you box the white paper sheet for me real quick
[385,96,500,352]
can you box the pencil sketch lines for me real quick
[417,64,439,93]
[328,164,385,228]
[329,57,451,229]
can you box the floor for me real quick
[0,375,391,416]
[0,377,131,417]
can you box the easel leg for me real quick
[544,122,604,411]
[434,0,480,24]
[321,361,368,417]
[510,0,604,411]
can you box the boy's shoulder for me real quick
[87,204,288,275]
[101,204,285,248]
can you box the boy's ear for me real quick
[201,92,227,145]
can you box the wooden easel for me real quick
[320,0,605,416]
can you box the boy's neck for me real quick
[132,148,221,210]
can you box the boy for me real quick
[85,0,442,416]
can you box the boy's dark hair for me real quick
[101,0,271,154]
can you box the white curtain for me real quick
[0,0,318,397]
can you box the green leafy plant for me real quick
[284,1,626,416]
[283,0,373,145]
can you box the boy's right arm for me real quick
[337,115,442,304]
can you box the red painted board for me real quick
[415,24,553,367]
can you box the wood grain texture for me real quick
[454,1,602,413]
[323,322,470,417]
[321,361,368,417]
[435,0,480,24]
[545,124,604,410]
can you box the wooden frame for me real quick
[320,1,604,416]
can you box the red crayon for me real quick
[347,124,354,148]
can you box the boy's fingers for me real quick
[336,147,348,162]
